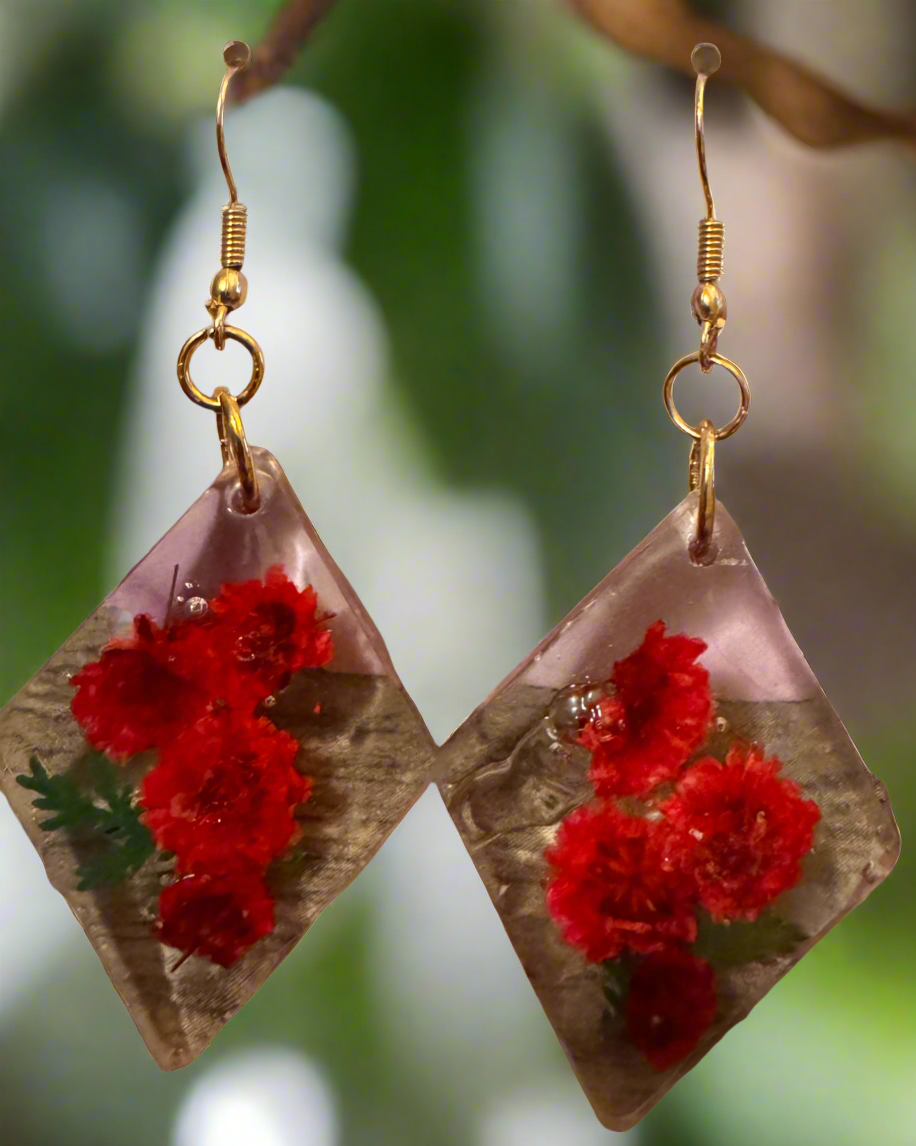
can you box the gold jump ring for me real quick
[215,388,259,512]
[177,325,264,412]
[688,418,716,557]
[662,351,750,441]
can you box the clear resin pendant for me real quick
[0,448,434,1068]
[437,492,899,1130]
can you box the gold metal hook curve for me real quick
[692,42,721,221]
[216,40,251,205]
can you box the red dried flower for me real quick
[204,566,333,704]
[626,949,717,1071]
[545,803,697,962]
[155,873,275,967]
[70,615,212,761]
[581,621,713,798]
[660,743,820,921]
[141,711,310,875]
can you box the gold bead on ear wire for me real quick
[662,43,751,561]
[176,40,263,513]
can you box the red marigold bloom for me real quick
[626,949,717,1071]
[545,803,697,962]
[204,566,333,704]
[155,873,275,967]
[660,743,821,921]
[581,621,713,798]
[141,711,310,875]
[70,615,212,761]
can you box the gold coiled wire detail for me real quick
[697,219,725,282]
[221,204,247,269]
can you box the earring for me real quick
[0,42,434,1069]
[437,43,899,1131]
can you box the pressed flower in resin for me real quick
[205,566,333,703]
[545,623,822,1074]
[661,743,821,922]
[625,949,717,1071]
[70,615,212,760]
[545,802,696,962]
[56,567,326,967]
[156,873,276,968]
[581,621,713,799]
[141,711,309,877]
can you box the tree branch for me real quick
[566,0,916,148]
[231,0,340,104]
[230,0,916,150]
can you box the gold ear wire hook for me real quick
[216,40,250,206]
[692,43,718,220]
[690,43,727,374]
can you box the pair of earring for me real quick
[0,40,899,1132]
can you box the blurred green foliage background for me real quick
[2,2,916,1144]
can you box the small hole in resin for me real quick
[689,536,719,567]
[715,716,728,733]
[227,473,268,516]
[262,695,277,708]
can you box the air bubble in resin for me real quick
[235,637,256,662]
[185,597,208,618]
[547,682,612,744]
[715,716,728,733]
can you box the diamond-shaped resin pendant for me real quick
[0,42,434,1068]
[437,492,899,1128]
[0,447,434,1067]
